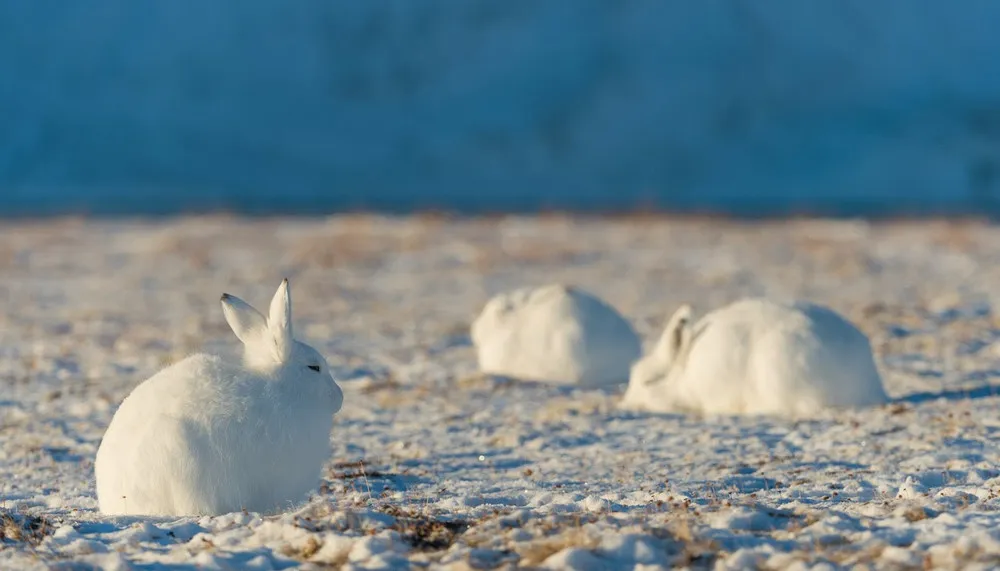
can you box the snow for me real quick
[5,215,1000,568]
[3,3,1000,214]
[471,284,641,387]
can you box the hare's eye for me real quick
[307,365,321,372]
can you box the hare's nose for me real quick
[330,381,345,412]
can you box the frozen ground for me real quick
[4,215,1000,569]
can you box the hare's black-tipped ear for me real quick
[220,293,268,346]
[267,278,293,361]
[655,304,693,361]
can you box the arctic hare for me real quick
[95,279,344,516]
[622,298,888,416]
[471,284,641,387]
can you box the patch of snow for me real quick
[3,216,1000,568]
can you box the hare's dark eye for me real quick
[307,365,321,372]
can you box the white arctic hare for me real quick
[471,284,642,387]
[622,298,889,416]
[94,279,344,516]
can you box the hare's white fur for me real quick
[622,298,888,416]
[471,284,642,387]
[94,279,344,516]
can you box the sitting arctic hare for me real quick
[471,284,642,387]
[95,279,344,516]
[621,298,888,416]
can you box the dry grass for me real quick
[532,394,608,424]
[151,234,214,269]
[0,242,16,271]
[923,219,990,251]
[0,509,52,545]
[352,378,442,410]
[666,515,720,568]
[379,505,470,552]
[471,238,590,271]
[514,526,601,567]
[285,216,441,269]
[900,505,932,522]
[279,535,323,561]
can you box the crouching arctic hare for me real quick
[95,279,344,516]
[621,298,889,416]
[471,284,642,388]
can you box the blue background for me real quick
[2,1,1000,216]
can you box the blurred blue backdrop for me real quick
[2,1,1000,216]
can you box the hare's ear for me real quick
[654,304,693,361]
[221,293,268,346]
[266,278,293,361]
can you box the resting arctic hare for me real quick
[94,279,344,516]
[621,298,888,416]
[471,284,642,387]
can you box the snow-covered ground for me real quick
[4,215,1000,569]
[3,2,1000,213]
